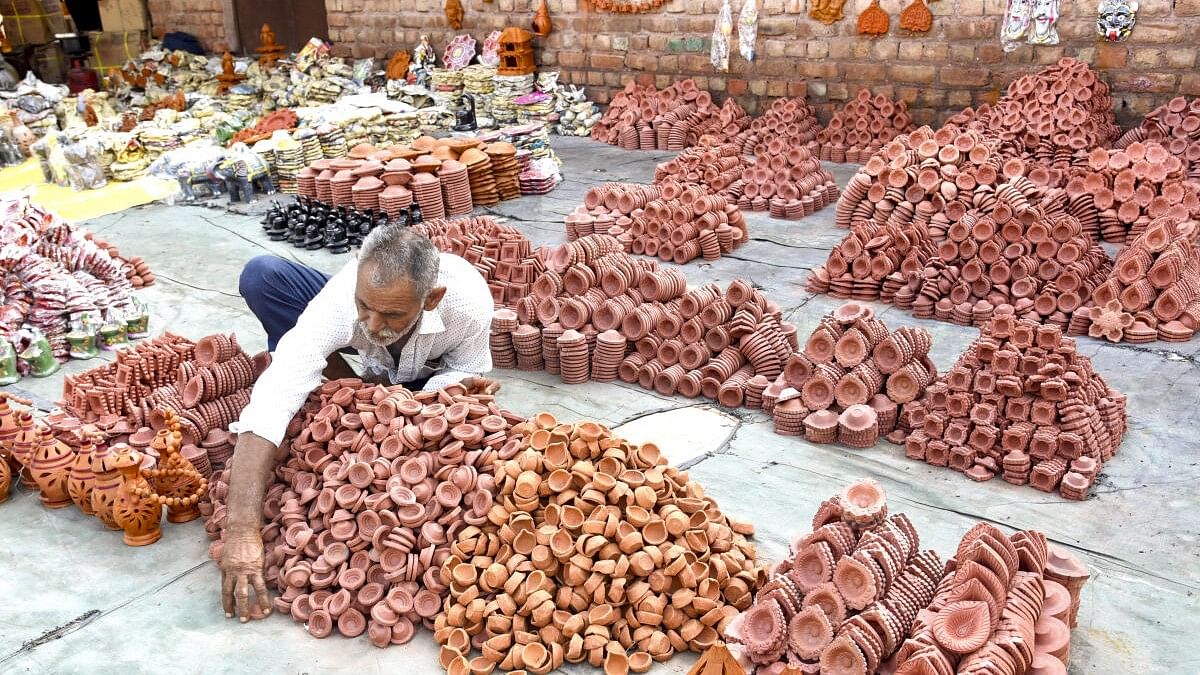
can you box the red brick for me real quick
[890,64,936,84]
[1180,73,1200,96]
[844,62,888,82]
[1177,0,1200,16]
[1096,43,1128,69]
[787,80,807,98]
[1110,72,1179,93]
[940,66,991,87]
[727,78,748,96]
[559,50,586,68]
[589,53,625,70]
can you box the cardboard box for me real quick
[98,0,148,32]
[1,0,65,46]
[86,29,148,70]
[30,41,64,83]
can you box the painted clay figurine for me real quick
[1001,0,1033,49]
[445,0,464,30]
[386,49,410,80]
[810,0,848,24]
[858,0,890,35]
[1028,0,1060,44]
[1097,0,1137,41]
[899,0,933,32]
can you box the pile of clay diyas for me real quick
[592,79,719,151]
[203,379,527,646]
[435,412,760,674]
[894,313,1127,500]
[1069,216,1200,343]
[1061,142,1200,244]
[738,142,839,219]
[731,97,822,159]
[894,522,1085,675]
[949,58,1118,167]
[653,143,745,197]
[724,479,945,673]
[769,302,936,448]
[494,235,803,408]
[568,182,749,263]
[1115,96,1200,181]
[699,96,755,145]
[817,89,915,163]
[413,215,544,307]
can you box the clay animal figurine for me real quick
[810,0,849,24]
[533,0,553,37]
[111,446,163,547]
[446,0,464,30]
[1097,0,1137,41]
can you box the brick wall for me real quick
[147,0,228,50]
[155,0,1200,126]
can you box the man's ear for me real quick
[424,286,447,311]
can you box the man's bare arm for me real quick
[219,432,278,622]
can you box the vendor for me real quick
[218,224,499,622]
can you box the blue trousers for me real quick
[239,255,331,352]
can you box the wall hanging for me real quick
[712,0,733,72]
[480,30,501,67]
[1097,0,1137,41]
[591,0,667,12]
[858,0,890,35]
[739,0,759,62]
[533,0,553,37]
[445,0,464,30]
[1029,0,1060,44]
[1002,0,1059,50]
[899,0,933,32]
[810,0,848,24]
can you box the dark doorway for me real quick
[234,0,328,56]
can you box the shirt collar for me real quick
[417,306,445,335]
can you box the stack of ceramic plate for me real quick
[461,148,499,206]
[556,329,590,384]
[352,176,385,212]
[411,172,446,219]
[273,138,305,194]
[512,324,543,370]
[331,170,356,207]
[315,169,334,203]
[590,330,627,382]
[381,158,412,187]
[518,166,560,195]
[485,142,521,201]
[296,129,323,164]
[439,160,473,217]
[379,185,413,219]
[297,167,318,198]
[316,124,347,159]
[350,160,383,180]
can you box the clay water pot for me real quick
[67,437,98,515]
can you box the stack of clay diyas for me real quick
[697,96,754,146]
[770,302,936,449]
[494,234,801,408]
[459,146,499,206]
[950,58,1118,169]
[413,215,543,307]
[1069,216,1200,343]
[1061,142,1200,244]
[736,142,839,219]
[484,142,521,201]
[567,182,749,263]
[1115,96,1200,182]
[818,89,915,163]
[653,143,745,198]
[894,522,1084,675]
[203,379,526,647]
[591,79,719,151]
[731,97,822,159]
[894,313,1127,500]
[436,412,760,674]
[87,234,155,288]
[724,479,945,673]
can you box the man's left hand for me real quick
[462,375,501,395]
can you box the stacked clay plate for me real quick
[414,215,544,308]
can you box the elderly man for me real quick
[219,225,498,622]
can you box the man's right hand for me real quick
[220,527,273,622]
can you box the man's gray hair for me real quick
[359,225,440,296]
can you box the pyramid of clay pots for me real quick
[1060,141,1200,244]
[1114,95,1200,182]
[696,96,754,145]
[817,88,914,163]
[436,412,760,673]
[769,302,935,449]
[1069,216,1200,343]
[895,522,1081,675]
[947,58,1118,169]
[731,96,822,158]
[592,79,720,151]
[565,181,749,263]
[653,142,746,197]
[731,138,838,219]
[491,234,800,406]
[414,215,543,307]
[895,312,1127,500]
[203,379,526,646]
[724,479,945,673]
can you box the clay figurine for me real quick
[0,340,16,385]
[111,446,163,546]
[445,0,465,30]
[386,50,411,80]
[1097,0,1137,41]
[1028,0,1059,44]
[18,330,59,377]
[810,0,849,24]
[410,36,437,87]
[1001,0,1033,48]
[533,0,553,37]
[142,412,208,524]
[256,23,286,67]
[216,51,246,93]
[858,0,890,35]
[899,0,933,32]
[29,426,77,509]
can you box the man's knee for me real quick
[239,255,288,302]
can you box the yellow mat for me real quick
[0,159,178,223]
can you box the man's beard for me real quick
[357,318,414,347]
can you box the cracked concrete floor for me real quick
[1,136,1195,673]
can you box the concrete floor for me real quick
[1,136,1194,673]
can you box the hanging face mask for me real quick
[1097,0,1137,42]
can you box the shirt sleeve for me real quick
[235,262,357,446]
[422,316,492,391]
